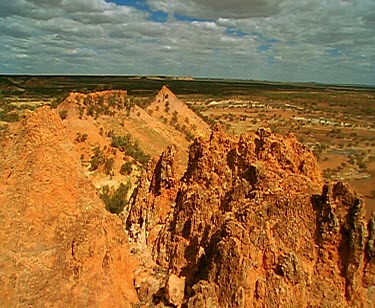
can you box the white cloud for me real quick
[147,0,283,19]
[0,0,373,84]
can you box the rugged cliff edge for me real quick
[127,124,375,307]
[0,107,137,307]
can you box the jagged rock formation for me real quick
[126,145,179,245]
[127,124,375,307]
[0,107,137,306]
[1,103,374,307]
[364,213,375,296]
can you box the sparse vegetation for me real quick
[104,157,115,176]
[111,134,150,165]
[100,182,131,214]
[75,132,88,143]
[51,94,69,109]
[89,145,105,171]
[120,161,133,175]
[0,111,19,122]
[59,109,68,120]
[1,76,374,210]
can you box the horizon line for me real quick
[1,74,374,89]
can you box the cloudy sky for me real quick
[0,0,374,85]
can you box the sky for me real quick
[0,0,374,85]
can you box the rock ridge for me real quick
[127,124,375,307]
[0,107,137,307]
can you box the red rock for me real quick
[0,107,137,307]
[128,124,374,307]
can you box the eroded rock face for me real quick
[364,212,375,302]
[0,107,137,307]
[126,145,179,245]
[128,124,375,307]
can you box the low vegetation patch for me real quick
[79,93,135,119]
[89,145,115,175]
[100,182,131,214]
[59,109,68,120]
[0,110,19,122]
[111,133,150,165]
[120,161,133,175]
[89,145,105,171]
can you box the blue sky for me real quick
[0,0,374,85]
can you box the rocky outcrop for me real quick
[128,124,375,307]
[3,105,373,307]
[364,212,375,302]
[59,90,129,118]
[312,181,369,303]
[126,145,179,245]
[165,274,186,307]
[63,90,128,107]
[0,107,137,307]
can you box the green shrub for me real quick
[0,123,8,131]
[104,157,115,175]
[59,109,68,120]
[111,134,150,165]
[120,161,133,175]
[0,111,19,122]
[89,146,104,171]
[89,157,101,171]
[78,106,84,119]
[86,105,95,116]
[358,160,367,170]
[51,94,69,109]
[75,133,88,143]
[100,182,130,214]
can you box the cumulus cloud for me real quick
[0,0,374,84]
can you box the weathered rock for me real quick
[312,181,369,303]
[165,274,185,307]
[126,145,179,245]
[364,212,375,303]
[134,269,163,303]
[187,281,220,308]
[0,107,137,307]
[128,124,374,307]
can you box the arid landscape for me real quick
[2,0,375,305]
[0,76,374,306]
[1,76,375,216]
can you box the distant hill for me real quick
[57,87,210,180]
[147,85,211,140]
[0,76,25,93]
